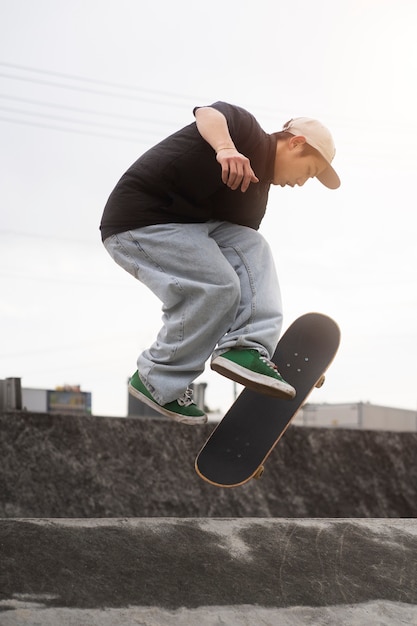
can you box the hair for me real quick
[275,130,293,141]
[274,131,319,157]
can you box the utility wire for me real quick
[0,104,163,136]
[0,61,206,103]
[0,115,158,143]
[0,93,178,127]
[0,70,199,107]
[0,61,288,119]
[4,60,410,131]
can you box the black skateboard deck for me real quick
[195,312,341,487]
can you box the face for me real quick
[273,136,329,188]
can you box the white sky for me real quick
[1,0,416,417]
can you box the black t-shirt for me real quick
[100,101,277,241]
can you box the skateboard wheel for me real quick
[315,375,325,388]
[254,466,264,480]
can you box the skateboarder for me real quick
[100,101,340,425]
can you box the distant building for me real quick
[2,376,415,431]
[0,378,22,411]
[127,379,417,430]
[295,402,417,432]
[0,378,91,415]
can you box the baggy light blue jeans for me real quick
[103,220,283,405]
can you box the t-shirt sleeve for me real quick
[193,101,264,155]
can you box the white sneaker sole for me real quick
[211,357,296,399]
[128,383,208,425]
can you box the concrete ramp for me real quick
[1,518,416,625]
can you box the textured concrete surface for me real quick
[1,411,417,518]
[1,518,416,625]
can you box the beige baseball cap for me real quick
[282,117,340,189]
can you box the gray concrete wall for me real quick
[1,411,416,518]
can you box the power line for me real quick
[0,62,368,133]
[0,103,162,136]
[0,61,207,103]
[0,93,179,127]
[0,62,289,119]
[0,62,198,140]
[0,70,198,107]
[0,115,157,143]
[4,60,412,133]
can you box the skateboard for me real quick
[195,312,340,487]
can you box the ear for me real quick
[288,135,307,151]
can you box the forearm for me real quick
[194,106,259,193]
[194,107,236,154]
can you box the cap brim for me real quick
[317,164,340,189]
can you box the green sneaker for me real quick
[211,349,296,399]
[128,371,207,425]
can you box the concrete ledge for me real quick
[2,411,417,518]
[1,518,416,625]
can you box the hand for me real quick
[216,148,259,193]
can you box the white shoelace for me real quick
[177,387,194,407]
[260,356,286,380]
[260,356,278,372]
